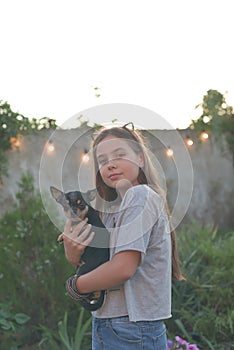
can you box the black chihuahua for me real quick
[50,186,109,311]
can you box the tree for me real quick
[190,90,234,157]
[0,100,57,180]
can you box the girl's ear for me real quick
[138,153,145,168]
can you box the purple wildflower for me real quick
[167,336,199,350]
[167,339,174,349]
[176,335,190,347]
[175,336,199,350]
[188,344,199,350]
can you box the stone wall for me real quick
[1,127,234,229]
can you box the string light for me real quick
[166,146,174,158]
[200,131,209,141]
[82,149,90,162]
[47,140,55,152]
[42,131,210,164]
[10,135,21,149]
[185,136,194,147]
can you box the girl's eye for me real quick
[97,153,126,166]
[98,159,107,165]
[98,157,111,167]
[116,153,126,158]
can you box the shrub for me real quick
[0,302,30,349]
[166,223,234,350]
[0,173,80,347]
[1,173,233,349]
[0,100,57,181]
[38,309,92,350]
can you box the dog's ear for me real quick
[50,186,65,203]
[86,188,97,202]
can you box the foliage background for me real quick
[166,223,234,350]
[0,174,233,350]
[0,100,57,181]
[0,91,234,349]
[190,89,234,160]
[0,174,88,349]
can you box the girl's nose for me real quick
[107,158,117,169]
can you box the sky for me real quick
[1,0,234,130]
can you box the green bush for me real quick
[39,309,92,350]
[0,173,81,347]
[0,100,57,181]
[0,302,30,350]
[1,173,233,349]
[166,223,234,350]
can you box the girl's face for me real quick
[95,136,144,197]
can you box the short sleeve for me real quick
[111,186,164,257]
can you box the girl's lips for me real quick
[109,173,122,180]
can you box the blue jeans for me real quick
[92,316,167,350]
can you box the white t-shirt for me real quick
[93,185,172,322]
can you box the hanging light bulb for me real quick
[200,131,209,141]
[47,140,55,152]
[166,146,174,157]
[10,134,22,149]
[82,149,90,162]
[185,136,194,147]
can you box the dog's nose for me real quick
[78,205,86,211]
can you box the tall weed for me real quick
[0,173,78,346]
[39,309,92,350]
[166,223,234,349]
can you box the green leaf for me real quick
[14,313,30,325]
[74,309,92,349]
[0,318,12,330]
[200,334,216,350]
[58,312,73,350]
[174,319,191,340]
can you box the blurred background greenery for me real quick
[0,90,234,349]
[0,172,233,350]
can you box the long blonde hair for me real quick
[92,124,184,281]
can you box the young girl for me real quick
[62,123,184,350]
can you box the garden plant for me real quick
[0,173,233,349]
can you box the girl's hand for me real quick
[62,219,95,268]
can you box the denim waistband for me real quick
[93,315,164,324]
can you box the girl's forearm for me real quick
[76,250,140,293]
